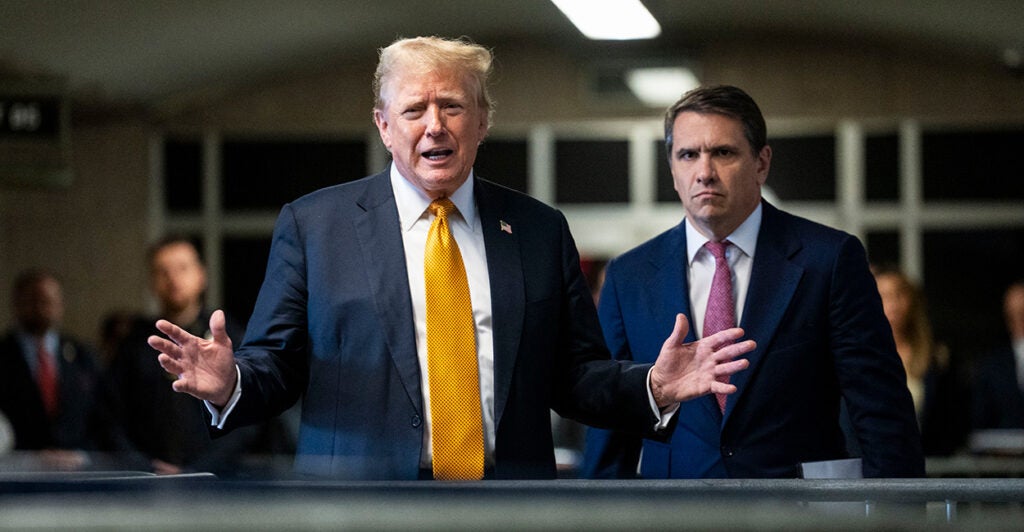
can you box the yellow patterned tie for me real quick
[425,198,485,480]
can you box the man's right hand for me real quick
[148,309,237,407]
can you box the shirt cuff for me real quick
[646,367,680,430]
[205,365,242,429]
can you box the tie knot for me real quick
[429,198,456,219]
[705,240,729,260]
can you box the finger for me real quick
[715,358,750,377]
[705,327,746,348]
[712,340,756,362]
[148,335,182,358]
[170,377,194,395]
[710,381,739,395]
[209,309,232,347]
[154,319,198,347]
[157,353,185,375]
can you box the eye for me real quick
[401,106,424,118]
[677,149,698,161]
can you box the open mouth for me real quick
[422,148,453,160]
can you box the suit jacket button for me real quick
[721,447,734,458]
[411,415,422,428]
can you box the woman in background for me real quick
[873,266,966,456]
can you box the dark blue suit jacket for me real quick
[221,171,658,479]
[582,202,924,478]
[0,330,103,450]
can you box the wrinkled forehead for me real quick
[379,62,480,108]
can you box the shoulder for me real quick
[286,171,388,214]
[608,223,685,273]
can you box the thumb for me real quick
[209,309,232,347]
[665,313,690,347]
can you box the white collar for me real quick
[389,163,478,232]
[685,202,763,264]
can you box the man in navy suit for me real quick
[582,85,924,479]
[147,37,753,480]
[0,269,103,467]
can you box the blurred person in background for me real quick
[873,266,966,456]
[105,236,294,476]
[973,280,1024,430]
[0,269,104,469]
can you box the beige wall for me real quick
[2,37,1022,344]
[0,123,151,345]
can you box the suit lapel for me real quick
[645,224,697,348]
[475,180,524,428]
[353,172,422,413]
[723,202,804,421]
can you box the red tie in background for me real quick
[36,339,59,418]
[703,241,735,413]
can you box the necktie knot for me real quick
[429,198,456,220]
[705,240,729,261]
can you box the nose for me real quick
[425,105,445,137]
[695,153,716,184]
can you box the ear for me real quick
[373,108,392,151]
[755,145,772,186]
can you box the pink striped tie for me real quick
[703,240,735,412]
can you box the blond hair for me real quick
[373,36,494,124]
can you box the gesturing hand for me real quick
[148,309,237,407]
[650,313,754,408]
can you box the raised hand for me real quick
[148,309,237,407]
[650,313,754,408]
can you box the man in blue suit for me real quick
[582,85,924,479]
[147,37,753,480]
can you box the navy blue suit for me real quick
[0,331,103,450]
[220,171,658,480]
[583,202,924,478]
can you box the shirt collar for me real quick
[685,202,762,264]
[389,162,478,233]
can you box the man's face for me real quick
[373,67,488,198]
[670,111,770,240]
[1006,285,1024,340]
[13,277,64,336]
[150,242,207,315]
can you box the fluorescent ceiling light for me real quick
[551,0,661,40]
[626,66,701,107]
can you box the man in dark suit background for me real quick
[582,85,924,479]
[105,237,293,476]
[147,36,753,481]
[0,269,103,468]
[973,280,1024,429]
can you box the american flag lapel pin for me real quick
[500,220,512,234]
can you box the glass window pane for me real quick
[655,140,678,203]
[923,228,1024,358]
[766,135,835,201]
[865,134,899,201]
[922,128,1024,200]
[865,231,900,268]
[474,139,528,193]
[163,139,202,213]
[222,139,367,211]
[555,140,629,204]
